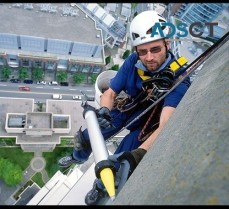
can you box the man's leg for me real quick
[114,128,142,154]
[58,109,126,168]
[84,129,143,205]
[85,179,107,205]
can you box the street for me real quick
[0,81,95,102]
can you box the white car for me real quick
[72,95,82,100]
[37,81,46,85]
[49,81,58,86]
[53,94,62,99]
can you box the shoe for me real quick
[85,180,107,205]
[58,155,84,168]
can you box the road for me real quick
[0,81,95,102]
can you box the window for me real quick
[0,57,5,65]
[33,60,42,68]
[22,59,30,67]
[45,61,55,70]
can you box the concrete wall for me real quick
[113,40,229,205]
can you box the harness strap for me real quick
[137,56,188,79]
[137,104,159,141]
[114,56,188,112]
[137,69,151,80]
[136,56,188,141]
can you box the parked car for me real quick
[23,79,33,84]
[72,95,82,100]
[87,96,95,101]
[37,81,46,85]
[60,82,69,86]
[18,86,30,91]
[49,81,58,86]
[52,94,62,99]
[10,78,20,83]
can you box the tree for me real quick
[122,49,131,59]
[56,71,67,82]
[131,3,137,10]
[0,158,6,178]
[4,163,23,186]
[0,158,23,186]
[32,67,44,81]
[18,67,29,80]
[105,56,111,65]
[134,11,138,18]
[111,64,119,71]
[72,72,85,84]
[90,74,98,84]
[1,66,11,80]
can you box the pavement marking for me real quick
[0,90,94,97]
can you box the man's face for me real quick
[136,39,169,72]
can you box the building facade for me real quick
[0,3,106,82]
[170,3,225,39]
[77,3,127,48]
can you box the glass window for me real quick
[22,59,30,67]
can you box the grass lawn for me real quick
[0,146,75,178]
[43,147,74,177]
[32,172,45,188]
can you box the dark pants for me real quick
[72,108,145,162]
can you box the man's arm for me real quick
[108,106,176,179]
[139,106,175,151]
[100,88,117,110]
[94,88,118,129]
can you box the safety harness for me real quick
[113,56,188,113]
[138,56,188,141]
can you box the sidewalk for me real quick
[18,152,50,187]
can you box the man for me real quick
[58,11,191,205]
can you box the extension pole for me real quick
[82,104,116,201]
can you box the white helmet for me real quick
[130,10,169,47]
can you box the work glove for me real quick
[73,127,91,151]
[108,148,147,179]
[96,107,112,129]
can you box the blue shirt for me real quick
[110,51,191,108]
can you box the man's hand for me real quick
[108,148,147,177]
[130,148,147,165]
[107,148,147,192]
[96,107,112,129]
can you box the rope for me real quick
[137,104,159,141]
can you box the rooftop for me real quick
[0,3,101,45]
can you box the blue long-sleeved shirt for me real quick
[110,51,191,108]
